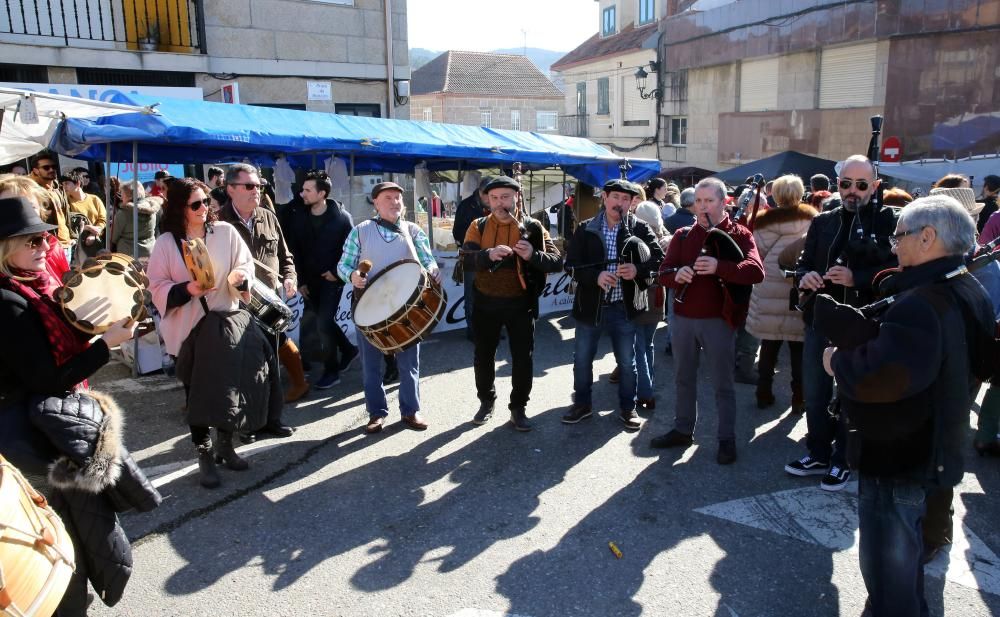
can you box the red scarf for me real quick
[1,272,90,390]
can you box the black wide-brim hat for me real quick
[0,196,57,240]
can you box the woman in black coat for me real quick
[0,196,158,616]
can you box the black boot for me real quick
[473,399,495,425]
[214,430,249,471]
[510,406,532,432]
[197,444,221,488]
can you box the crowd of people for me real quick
[0,150,998,616]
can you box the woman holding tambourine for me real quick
[147,177,274,489]
[0,195,157,615]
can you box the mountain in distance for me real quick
[409,47,568,90]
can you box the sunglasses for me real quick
[838,178,870,192]
[229,183,261,191]
[188,198,211,211]
[24,233,50,250]
[36,165,56,171]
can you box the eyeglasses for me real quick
[23,233,50,250]
[229,183,261,191]
[838,178,870,192]
[188,198,211,211]
[889,226,927,247]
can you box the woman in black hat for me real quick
[0,195,144,615]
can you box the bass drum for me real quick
[0,456,75,616]
[353,260,447,353]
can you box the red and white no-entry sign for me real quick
[881,136,902,163]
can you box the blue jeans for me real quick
[803,325,846,466]
[635,322,657,399]
[857,474,929,617]
[358,335,420,419]
[573,303,636,411]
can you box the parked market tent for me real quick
[51,93,659,187]
[0,87,154,165]
[713,151,838,186]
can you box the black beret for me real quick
[484,176,521,194]
[602,179,640,196]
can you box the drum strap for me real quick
[172,234,211,316]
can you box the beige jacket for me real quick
[745,204,817,342]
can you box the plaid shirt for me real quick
[602,214,623,303]
[337,216,436,283]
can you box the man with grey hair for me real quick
[652,177,764,464]
[219,163,304,440]
[819,194,993,617]
[785,154,899,491]
[664,187,696,234]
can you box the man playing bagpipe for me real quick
[815,194,994,617]
[650,177,765,465]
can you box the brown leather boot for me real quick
[279,338,310,403]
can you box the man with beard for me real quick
[785,155,899,490]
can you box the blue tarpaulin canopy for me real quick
[52,93,659,187]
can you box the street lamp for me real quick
[635,61,663,100]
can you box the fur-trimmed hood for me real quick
[752,203,818,230]
[120,196,162,216]
[30,390,124,493]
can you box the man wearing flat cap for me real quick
[461,175,563,431]
[338,181,442,434]
[563,178,664,431]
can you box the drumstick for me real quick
[358,260,373,278]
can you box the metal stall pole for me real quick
[559,170,567,239]
[104,147,112,249]
[130,141,140,377]
[349,154,355,218]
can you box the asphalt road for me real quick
[88,315,1000,617]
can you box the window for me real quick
[335,103,381,117]
[422,108,432,121]
[670,117,687,145]
[536,111,558,132]
[739,57,779,112]
[819,42,878,109]
[597,77,610,115]
[481,110,492,128]
[638,0,655,25]
[602,6,616,36]
[576,82,587,114]
[511,109,521,131]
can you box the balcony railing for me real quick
[558,114,589,138]
[1,0,206,53]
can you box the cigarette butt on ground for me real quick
[608,541,622,559]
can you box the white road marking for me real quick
[695,482,1000,596]
[96,375,181,395]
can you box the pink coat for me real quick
[147,222,253,355]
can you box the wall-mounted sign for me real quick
[307,81,332,101]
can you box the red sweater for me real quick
[659,215,764,320]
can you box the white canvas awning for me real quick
[0,87,154,165]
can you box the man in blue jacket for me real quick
[286,171,357,390]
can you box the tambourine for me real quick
[54,258,150,335]
[182,238,215,290]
